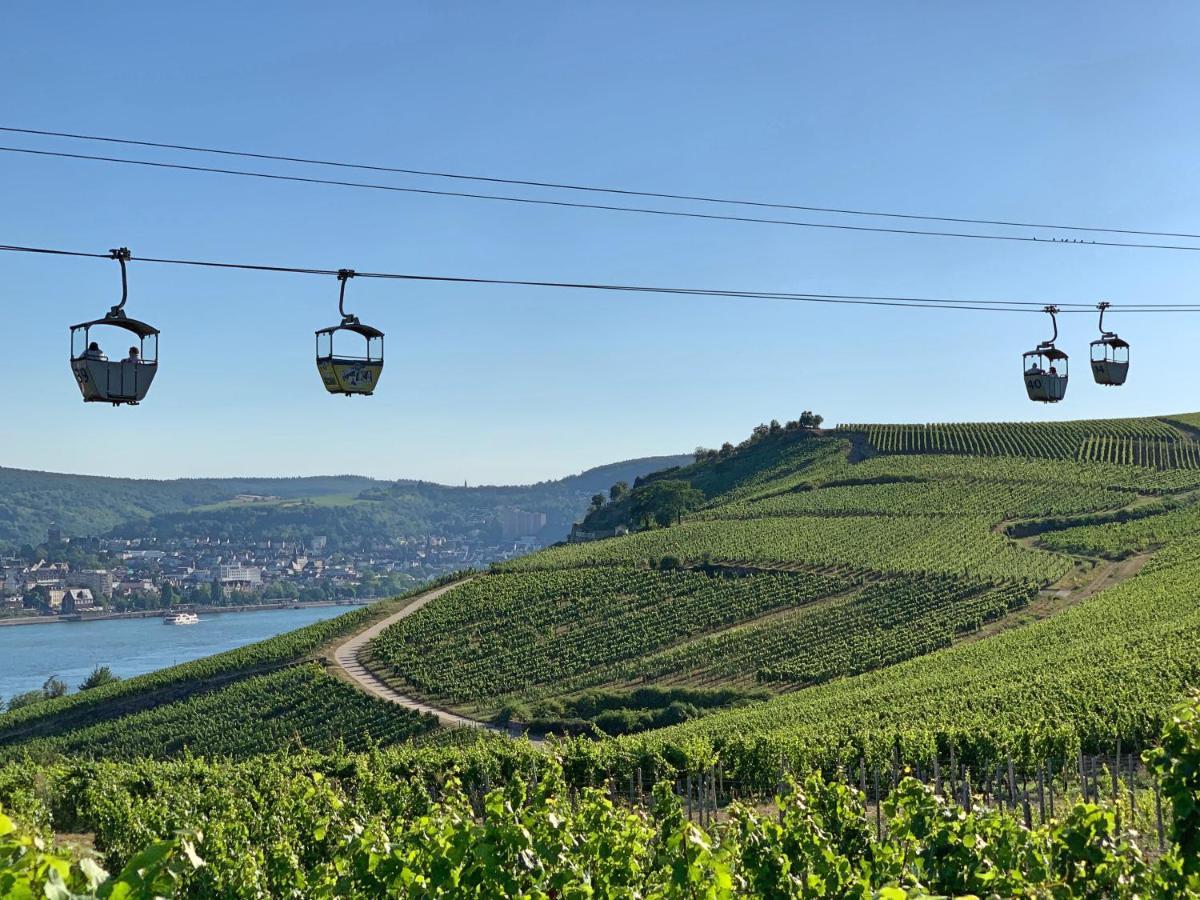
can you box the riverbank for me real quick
[0,599,376,628]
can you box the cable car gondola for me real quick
[1022,305,1067,403]
[69,248,159,406]
[1090,301,1129,386]
[315,269,384,396]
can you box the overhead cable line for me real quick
[6,145,1200,254]
[7,241,1200,315]
[5,125,1200,242]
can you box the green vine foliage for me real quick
[4,692,1200,898]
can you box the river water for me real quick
[0,605,349,702]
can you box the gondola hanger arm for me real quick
[108,247,131,318]
[337,268,359,325]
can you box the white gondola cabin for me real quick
[1090,302,1129,386]
[1022,305,1068,403]
[315,269,384,396]
[69,249,159,406]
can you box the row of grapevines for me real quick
[621,545,1200,780]
[0,664,435,761]
[1039,498,1200,559]
[828,451,1200,492]
[6,692,1200,898]
[618,576,1035,686]
[498,515,1071,584]
[700,478,1134,521]
[841,417,1194,467]
[0,574,465,743]
[368,568,853,703]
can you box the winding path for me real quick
[330,580,505,734]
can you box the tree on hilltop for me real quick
[630,480,704,528]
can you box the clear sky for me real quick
[4,2,1200,483]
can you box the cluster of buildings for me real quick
[1,510,552,617]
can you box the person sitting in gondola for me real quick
[126,346,140,362]
[1048,365,1058,376]
[1025,363,1043,376]
[83,341,106,361]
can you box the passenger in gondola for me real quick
[1048,365,1058,376]
[126,346,140,362]
[1025,363,1043,376]
[82,341,106,361]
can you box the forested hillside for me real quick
[0,454,689,550]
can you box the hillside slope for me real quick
[6,413,1200,761]
[361,416,1200,722]
[0,454,690,550]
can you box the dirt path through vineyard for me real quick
[330,579,505,734]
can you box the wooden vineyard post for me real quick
[1007,757,1016,807]
[859,757,867,801]
[874,770,882,840]
[637,766,644,805]
[948,745,957,802]
[1155,779,1165,849]
[1113,739,1121,804]
[1037,767,1045,824]
[1127,753,1136,821]
[686,775,693,822]
[933,755,942,797]
[1048,759,1055,820]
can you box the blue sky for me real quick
[3,2,1200,483]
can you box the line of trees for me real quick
[694,412,823,463]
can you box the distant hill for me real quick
[0,455,691,550]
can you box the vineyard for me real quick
[366,568,854,704]
[4,413,1200,896]
[2,692,1199,898]
[624,546,1200,780]
[841,416,1200,468]
[1038,497,1200,559]
[498,514,1072,583]
[701,477,1136,520]
[652,577,1034,687]
[0,576,463,745]
[0,665,436,761]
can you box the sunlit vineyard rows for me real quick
[701,478,1135,520]
[840,417,1200,468]
[368,568,853,703]
[828,450,1200,492]
[7,709,1200,900]
[626,549,1200,778]
[1040,498,1200,559]
[616,576,1036,687]
[499,514,1071,583]
[1,665,435,761]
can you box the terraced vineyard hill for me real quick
[359,415,1200,730]
[5,412,1200,757]
[5,412,1200,897]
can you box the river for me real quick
[0,605,350,703]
